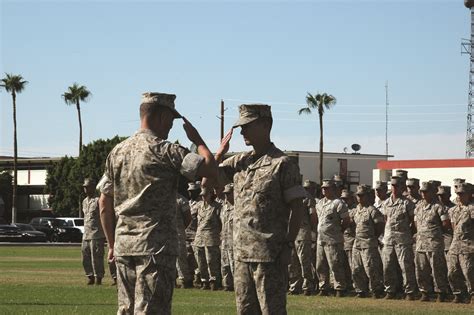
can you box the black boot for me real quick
[87,276,95,285]
[95,277,102,285]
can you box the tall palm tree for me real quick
[298,92,337,186]
[62,83,91,156]
[1,73,28,223]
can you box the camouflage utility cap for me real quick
[437,185,451,195]
[303,179,316,188]
[341,189,352,198]
[356,185,370,195]
[395,169,408,179]
[406,178,419,187]
[375,181,387,190]
[83,178,96,187]
[321,179,335,188]
[232,104,272,128]
[141,92,182,118]
[453,178,466,187]
[428,180,442,189]
[419,181,433,192]
[455,183,472,194]
[390,176,403,186]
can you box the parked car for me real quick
[0,225,23,242]
[11,223,47,242]
[29,217,82,242]
[60,217,85,234]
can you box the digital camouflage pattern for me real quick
[99,129,203,257]
[415,250,449,293]
[82,196,105,240]
[382,196,415,246]
[193,245,221,282]
[414,200,448,252]
[221,200,235,289]
[447,202,474,296]
[176,194,193,282]
[219,143,305,314]
[353,205,384,249]
[193,200,222,247]
[316,198,349,245]
[82,238,105,278]
[219,143,306,262]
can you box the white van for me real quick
[59,217,85,235]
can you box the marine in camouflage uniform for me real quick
[341,189,356,291]
[186,182,202,287]
[98,92,215,315]
[192,188,223,290]
[215,104,306,315]
[437,186,455,255]
[382,176,417,300]
[176,193,193,288]
[315,179,350,296]
[414,182,450,302]
[447,183,474,304]
[81,178,106,285]
[220,183,235,291]
[289,180,317,296]
[352,185,385,298]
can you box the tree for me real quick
[62,83,91,156]
[298,92,337,186]
[1,73,28,223]
[0,171,13,223]
[45,136,125,217]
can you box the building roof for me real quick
[0,156,64,170]
[377,159,474,170]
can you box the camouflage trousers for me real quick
[193,246,221,282]
[415,250,449,293]
[221,247,234,289]
[316,243,347,291]
[109,259,117,280]
[234,259,288,315]
[82,238,105,278]
[115,255,176,315]
[343,249,353,289]
[176,235,192,282]
[382,244,417,294]
[352,247,384,294]
[289,241,315,293]
[447,252,474,295]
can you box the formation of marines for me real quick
[89,91,473,315]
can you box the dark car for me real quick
[0,225,23,242]
[12,223,47,242]
[29,217,82,242]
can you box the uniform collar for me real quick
[246,143,277,170]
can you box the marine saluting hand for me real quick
[182,117,205,146]
[215,128,233,163]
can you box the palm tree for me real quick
[298,92,337,186]
[62,83,91,156]
[1,73,28,223]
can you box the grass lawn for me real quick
[0,246,472,314]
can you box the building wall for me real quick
[295,152,387,186]
[17,170,47,186]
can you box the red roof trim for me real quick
[377,159,474,170]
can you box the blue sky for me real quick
[0,0,470,159]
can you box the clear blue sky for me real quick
[0,0,470,159]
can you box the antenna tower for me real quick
[462,0,474,158]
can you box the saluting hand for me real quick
[182,117,203,145]
[216,128,233,159]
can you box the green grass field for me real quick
[0,246,472,314]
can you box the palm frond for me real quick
[298,107,312,115]
[1,73,28,93]
[62,83,91,105]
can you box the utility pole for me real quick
[220,99,225,140]
[385,81,389,157]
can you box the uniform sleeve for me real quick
[179,197,191,214]
[371,207,384,224]
[163,143,204,181]
[279,159,306,203]
[98,152,114,197]
[336,200,349,219]
[436,204,449,221]
[218,154,241,186]
[406,200,415,217]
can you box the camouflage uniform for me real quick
[352,203,384,294]
[289,192,316,294]
[220,198,235,290]
[316,197,349,292]
[343,204,356,290]
[99,127,203,315]
[414,200,449,294]
[220,143,306,315]
[447,201,474,297]
[176,194,193,284]
[82,196,105,279]
[382,196,417,295]
[192,199,222,284]
[186,198,200,281]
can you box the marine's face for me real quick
[158,109,175,139]
[375,188,387,199]
[239,120,260,146]
[407,185,419,195]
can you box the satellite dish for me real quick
[343,147,348,154]
[351,144,361,154]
